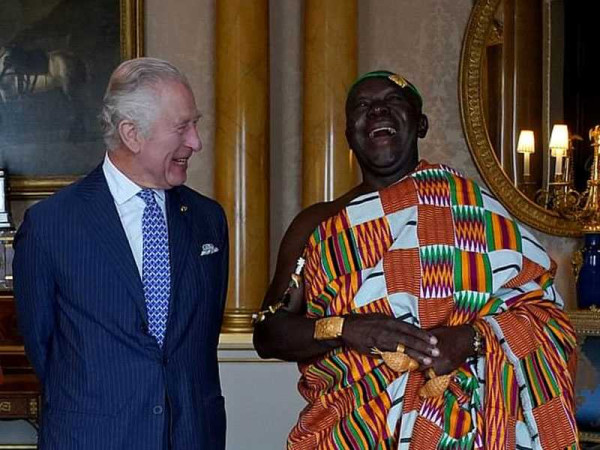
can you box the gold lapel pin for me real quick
[180,205,188,213]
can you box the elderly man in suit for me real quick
[13,57,228,450]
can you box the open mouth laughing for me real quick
[368,126,397,140]
[173,157,189,166]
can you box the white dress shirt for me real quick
[102,153,167,277]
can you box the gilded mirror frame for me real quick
[6,0,145,200]
[459,0,581,237]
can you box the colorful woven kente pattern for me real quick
[287,162,578,450]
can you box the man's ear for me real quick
[417,114,429,139]
[118,120,143,154]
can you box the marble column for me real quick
[215,0,269,333]
[302,0,358,207]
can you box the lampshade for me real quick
[517,130,535,154]
[549,124,569,157]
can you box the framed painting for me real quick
[0,0,144,199]
[569,310,600,446]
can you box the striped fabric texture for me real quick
[288,162,578,450]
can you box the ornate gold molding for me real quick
[568,309,600,336]
[579,431,600,444]
[8,176,79,200]
[459,0,581,237]
[121,0,145,60]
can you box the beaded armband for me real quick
[252,257,306,324]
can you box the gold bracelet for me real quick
[314,316,345,340]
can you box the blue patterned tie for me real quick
[138,189,171,348]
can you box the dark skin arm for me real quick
[253,203,338,361]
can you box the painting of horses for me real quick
[0,0,142,196]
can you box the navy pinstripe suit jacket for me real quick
[13,165,228,450]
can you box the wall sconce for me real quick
[517,130,536,196]
[535,124,585,211]
[517,130,535,177]
[549,124,569,179]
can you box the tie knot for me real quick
[137,189,157,206]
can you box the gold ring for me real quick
[395,343,405,354]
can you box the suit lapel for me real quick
[166,188,193,297]
[162,189,194,351]
[76,166,148,321]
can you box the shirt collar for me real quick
[102,153,166,205]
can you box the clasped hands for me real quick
[341,314,475,377]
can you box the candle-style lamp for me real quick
[547,125,572,209]
[535,125,585,214]
[549,124,569,180]
[517,130,535,196]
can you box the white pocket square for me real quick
[200,243,219,256]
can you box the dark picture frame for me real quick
[569,310,600,445]
[0,0,144,199]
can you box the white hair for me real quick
[99,57,191,150]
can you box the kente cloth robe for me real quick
[288,162,578,450]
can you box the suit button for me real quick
[163,356,169,366]
[153,405,163,415]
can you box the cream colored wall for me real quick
[359,0,478,180]
[146,0,216,197]
[269,0,303,274]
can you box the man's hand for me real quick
[424,325,475,375]
[341,314,439,365]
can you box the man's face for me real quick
[136,81,201,189]
[345,77,426,177]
